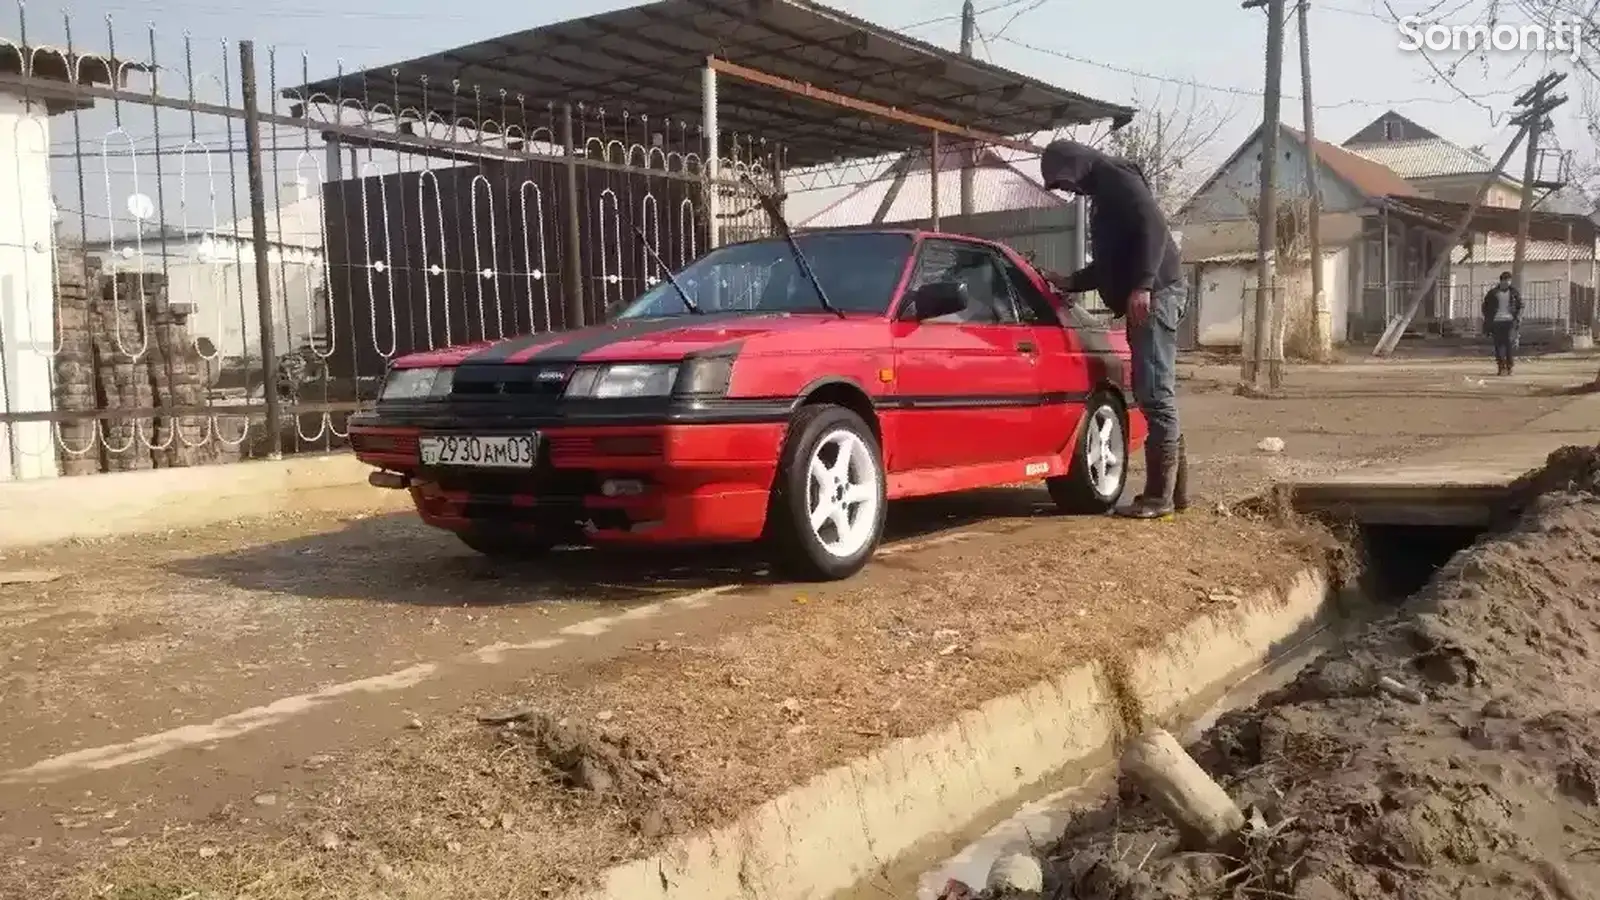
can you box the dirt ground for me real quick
[1031,443,1600,900]
[0,356,1592,899]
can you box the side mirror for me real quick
[904,282,967,321]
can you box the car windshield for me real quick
[616,232,913,319]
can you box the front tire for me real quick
[767,404,887,581]
[1047,392,1129,514]
[454,527,557,560]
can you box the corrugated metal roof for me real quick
[1345,138,1494,178]
[284,0,1134,169]
[799,144,1062,228]
[1453,235,1595,264]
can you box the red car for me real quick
[348,229,1145,580]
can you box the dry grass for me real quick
[61,510,1332,900]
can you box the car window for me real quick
[906,240,1021,324]
[997,254,1060,325]
[616,232,914,318]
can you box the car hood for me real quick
[392,313,865,368]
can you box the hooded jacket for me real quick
[1039,140,1181,315]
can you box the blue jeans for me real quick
[1127,280,1186,456]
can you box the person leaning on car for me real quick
[1038,139,1188,519]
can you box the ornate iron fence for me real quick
[0,6,777,482]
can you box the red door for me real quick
[993,249,1094,460]
[887,239,1043,472]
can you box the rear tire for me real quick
[766,404,887,581]
[454,527,557,560]
[1047,391,1129,514]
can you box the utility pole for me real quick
[1242,0,1287,388]
[959,0,976,217]
[1511,84,1552,299]
[1296,0,1330,365]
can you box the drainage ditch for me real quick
[882,444,1600,900]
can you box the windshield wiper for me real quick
[739,172,845,319]
[632,224,700,314]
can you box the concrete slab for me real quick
[1289,392,1600,526]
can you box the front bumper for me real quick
[348,414,783,543]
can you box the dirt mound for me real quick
[480,708,680,835]
[1507,442,1600,502]
[1035,476,1600,898]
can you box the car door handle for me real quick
[1015,340,1037,353]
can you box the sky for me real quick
[14,0,1592,232]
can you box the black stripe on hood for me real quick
[461,328,573,364]
[527,313,748,364]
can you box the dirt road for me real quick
[0,356,1591,896]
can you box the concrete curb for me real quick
[0,453,379,550]
[587,567,1332,900]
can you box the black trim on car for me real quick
[352,390,1096,431]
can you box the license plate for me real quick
[418,434,538,468]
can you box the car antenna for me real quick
[632,224,701,314]
[738,171,845,319]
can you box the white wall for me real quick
[0,93,58,481]
[1322,247,1352,343]
[1195,264,1251,347]
[1193,247,1354,348]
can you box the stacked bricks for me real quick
[100,272,223,471]
[90,272,157,472]
[144,287,215,468]
[51,243,103,476]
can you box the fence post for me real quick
[560,103,585,329]
[239,40,283,458]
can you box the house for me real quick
[1174,120,1447,347]
[84,178,327,370]
[1343,111,1523,208]
[1344,111,1597,336]
[798,143,1088,291]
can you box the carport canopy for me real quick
[284,0,1134,169]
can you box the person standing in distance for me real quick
[1039,140,1188,519]
[1481,271,1522,375]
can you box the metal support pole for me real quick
[958,0,976,218]
[1073,196,1089,274]
[324,134,343,183]
[239,40,282,459]
[560,103,585,329]
[1296,0,1329,362]
[929,131,941,230]
[703,63,722,249]
[1245,0,1286,387]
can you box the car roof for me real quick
[730,228,1011,250]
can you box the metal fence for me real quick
[1357,278,1590,340]
[0,11,782,482]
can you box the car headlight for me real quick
[565,364,678,399]
[380,367,451,400]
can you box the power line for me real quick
[994,34,1520,109]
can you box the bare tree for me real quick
[1096,86,1240,215]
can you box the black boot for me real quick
[1173,436,1190,513]
[1117,442,1176,519]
